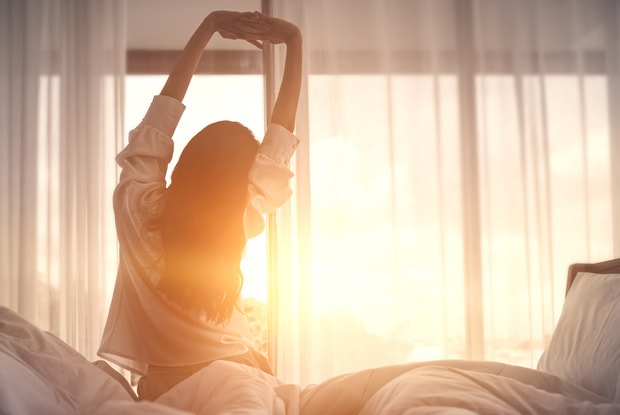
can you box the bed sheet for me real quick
[3,304,620,415]
[0,306,190,415]
[156,359,620,415]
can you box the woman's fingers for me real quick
[219,30,240,40]
[235,20,270,35]
[218,11,297,46]
[218,28,265,48]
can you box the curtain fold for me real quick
[270,0,620,386]
[0,0,126,360]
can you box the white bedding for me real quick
[156,360,620,415]
[3,305,620,415]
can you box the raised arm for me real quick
[265,17,302,132]
[234,13,302,132]
[160,11,261,101]
[161,11,302,130]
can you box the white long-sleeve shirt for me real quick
[98,95,299,375]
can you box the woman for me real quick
[98,10,302,401]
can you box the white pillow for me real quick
[537,272,620,402]
[0,307,134,414]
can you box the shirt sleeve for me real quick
[244,123,300,239]
[114,95,185,211]
[113,95,185,234]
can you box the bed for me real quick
[2,259,620,414]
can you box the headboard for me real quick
[566,258,620,296]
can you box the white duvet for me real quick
[154,360,620,415]
[2,306,620,415]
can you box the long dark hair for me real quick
[155,121,259,324]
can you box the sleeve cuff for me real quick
[259,124,300,165]
[141,95,186,137]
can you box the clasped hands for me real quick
[208,10,301,49]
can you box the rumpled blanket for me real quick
[3,306,620,415]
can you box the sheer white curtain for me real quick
[0,0,126,360]
[269,0,620,386]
